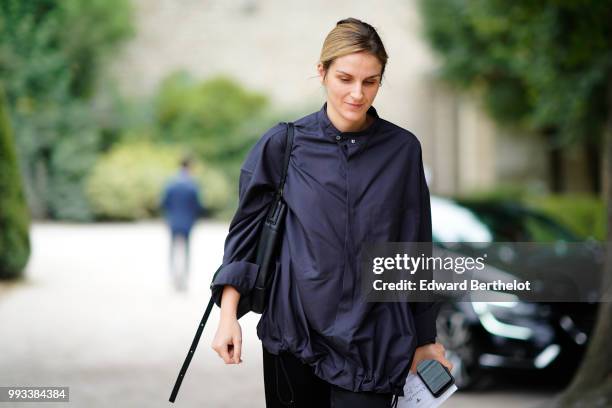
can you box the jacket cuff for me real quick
[413,303,440,347]
[210,261,259,307]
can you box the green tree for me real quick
[420,0,611,193]
[419,1,612,405]
[0,0,133,220]
[0,85,30,280]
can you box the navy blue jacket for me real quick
[160,171,204,234]
[211,103,439,397]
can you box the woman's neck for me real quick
[326,103,372,133]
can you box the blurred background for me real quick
[1,0,610,407]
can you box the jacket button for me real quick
[351,139,356,144]
[335,135,341,141]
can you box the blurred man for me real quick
[160,157,205,291]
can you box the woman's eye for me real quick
[365,81,375,85]
[340,78,350,83]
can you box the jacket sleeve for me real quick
[210,123,288,307]
[410,141,440,347]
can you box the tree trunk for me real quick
[544,80,612,408]
[585,141,601,194]
[545,128,565,193]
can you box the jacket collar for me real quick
[317,102,381,142]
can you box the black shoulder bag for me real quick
[169,122,294,403]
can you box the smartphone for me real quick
[416,359,454,397]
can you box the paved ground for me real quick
[0,222,557,407]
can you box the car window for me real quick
[431,197,493,243]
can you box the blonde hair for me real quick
[319,18,389,82]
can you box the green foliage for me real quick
[525,194,605,240]
[0,0,134,220]
[0,0,133,100]
[1,3,285,222]
[459,186,605,240]
[419,1,610,241]
[456,183,533,202]
[120,72,279,218]
[54,0,134,97]
[419,0,612,146]
[152,72,269,164]
[85,141,231,220]
[0,86,30,280]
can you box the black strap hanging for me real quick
[169,123,294,403]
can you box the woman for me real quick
[210,18,452,408]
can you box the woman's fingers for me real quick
[218,341,233,364]
[211,336,233,364]
[211,319,243,365]
[233,334,242,364]
[438,356,453,372]
[410,342,454,373]
[433,344,453,372]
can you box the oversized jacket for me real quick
[211,102,439,397]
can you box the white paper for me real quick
[397,373,457,408]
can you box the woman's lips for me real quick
[345,102,364,109]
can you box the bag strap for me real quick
[276,122,294,198]
[169,123,294,404]
[169,295,215,403]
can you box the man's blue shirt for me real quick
[161,170,203,234]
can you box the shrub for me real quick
[525,194,605,241]
[85,141,231,220]
[0,86,30,280]
[459,186,605,241]
[0,0,134,220]
[152,72,268,164]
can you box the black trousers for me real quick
[262,344,395,408]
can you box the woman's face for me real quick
[318,52,382,129]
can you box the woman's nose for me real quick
[350,84,364,100]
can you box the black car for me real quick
[430,197,602,389]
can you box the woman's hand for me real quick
[211,285,243,364]
[409,342,453,373]
[211,315,243,364]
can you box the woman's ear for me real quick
[317,63,326,85]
